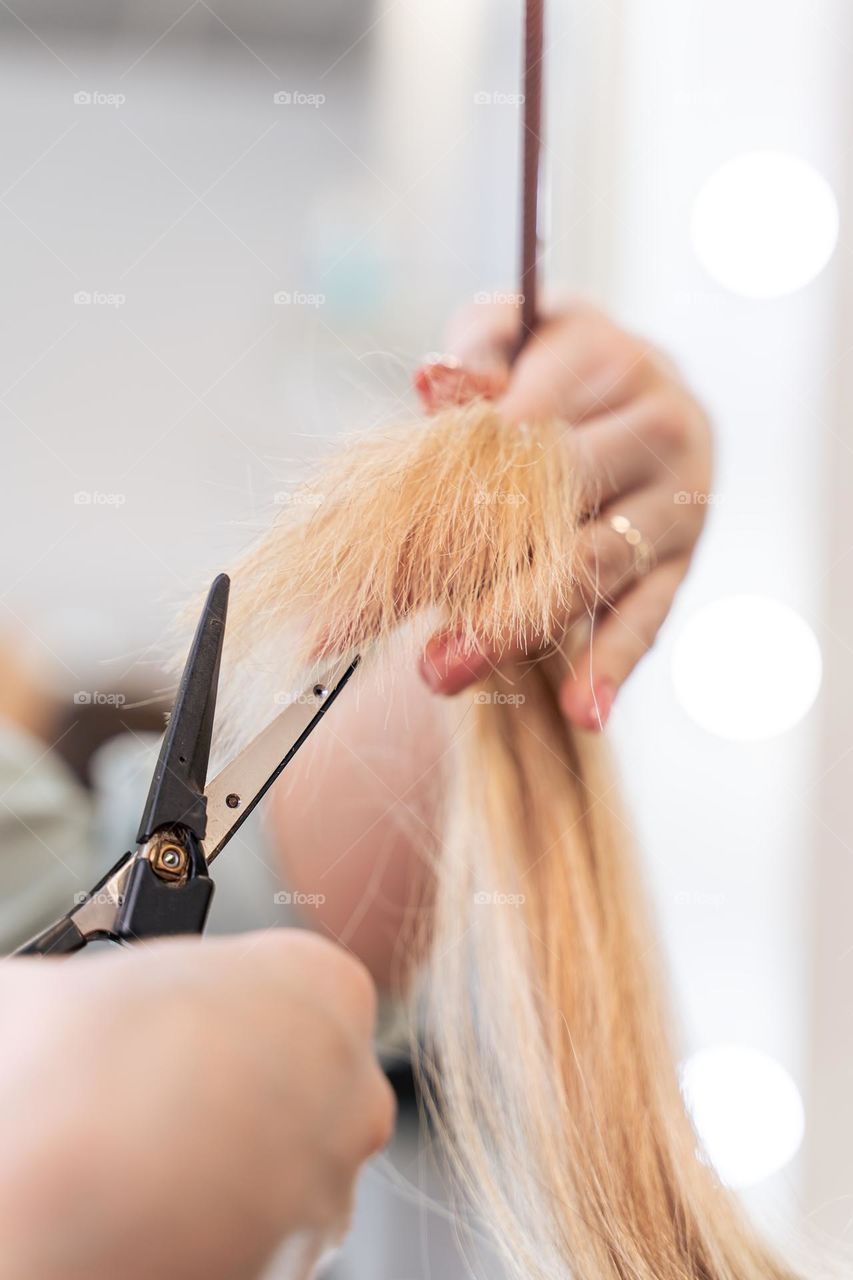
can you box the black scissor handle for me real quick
[13,833,214,956]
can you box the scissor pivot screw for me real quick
[150,841,188,883]
[226,793,241,809]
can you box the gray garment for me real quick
[0,720,94,951]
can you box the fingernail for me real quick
[419,634,492,695]
[588,680,615,730]
[413,356,504,413]
[413,355,462,408]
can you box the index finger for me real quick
[497,308,660,425]
[434,300,661,429]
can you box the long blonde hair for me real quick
[221,401,803,1280]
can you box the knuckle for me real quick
[341,954,379,1030]
[669,482,710,539]
[578,304,632,351]
[364,1071,397,1155]
[271,932,378,1030]
[632,599,665,650]
[636,392,691,454]
[260,926,331,970]
[326,942,377,1018]
[683,492,710,535]
[305,1157,357,1233]
[578,527,630,599]
[572,451,604,519]
[585,324,647,391]
[330,1067,395,1182]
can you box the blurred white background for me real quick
[2,0,852,1269]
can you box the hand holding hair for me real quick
[216,362,810,1280]
[414,300,713,728]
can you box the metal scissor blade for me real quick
[62,851,136,942]
[201,655,360,862]
[14,851,134,954]
[137,574,229,844]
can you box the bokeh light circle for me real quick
[671,594,822,741]
[681,1045,805,1188]
[691,151,839,298]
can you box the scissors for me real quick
[15,574,358,956]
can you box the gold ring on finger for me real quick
[609,514,655,578]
